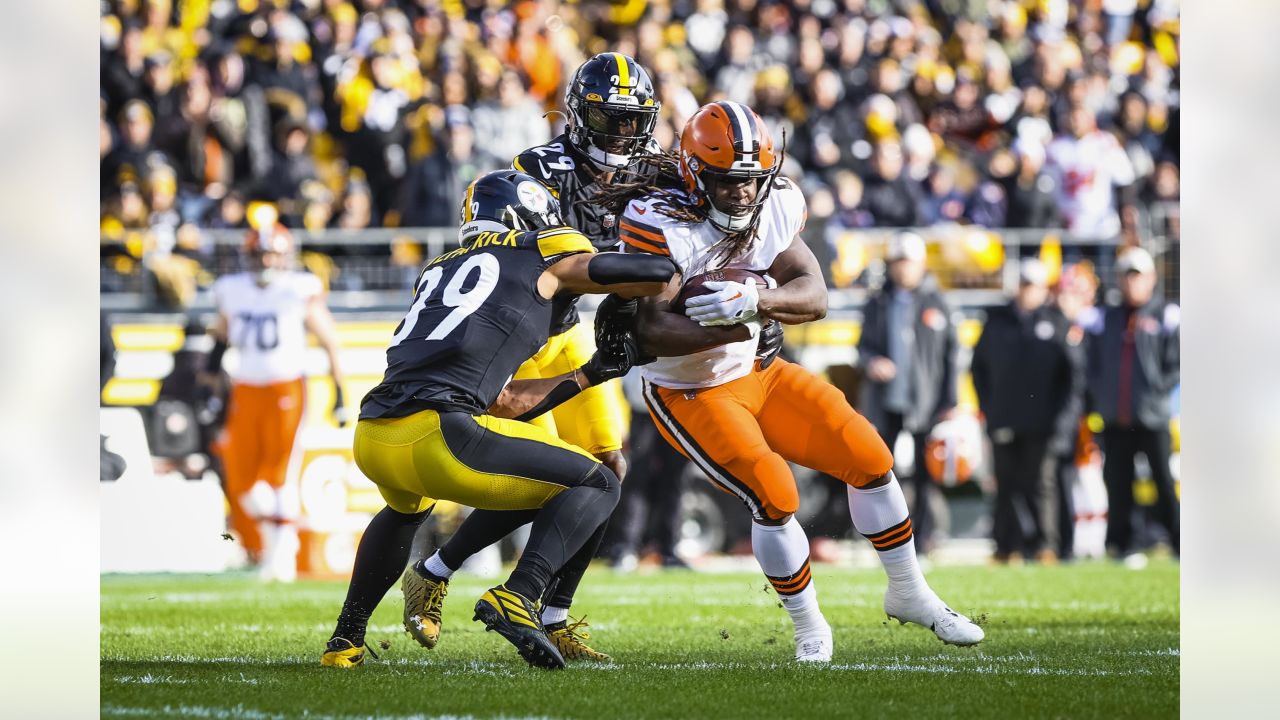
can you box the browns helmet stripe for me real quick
[716,101,759,162]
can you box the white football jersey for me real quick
[212,271,321,384]
[621,178,807,390]
[1045,130,1135,238]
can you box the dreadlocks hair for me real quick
[588,150,760,272]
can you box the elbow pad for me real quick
[587,252,677,286]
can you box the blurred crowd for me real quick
[100,0,1180,293]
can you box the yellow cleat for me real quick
[320,637,377,668]
[547,616,611,662]
[402,566,448,648]
[473,586,565,670]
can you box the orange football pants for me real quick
[214,377,306,559]
[642,358,893,521]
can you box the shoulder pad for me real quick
[619,196,676,256]
[770,176,808,235]
[512,142,576,193]
[532,226,595,259]
[294,271,323,299]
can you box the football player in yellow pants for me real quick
[406,52,661,662]
[321,170,672,670]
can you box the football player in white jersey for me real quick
[208,223,347,581]
[1045,105,1136,239]
[599,101,984,661]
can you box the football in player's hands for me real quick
[681,269,770,326]
[672,268,768,314]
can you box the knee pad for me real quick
[751,453,798,521]
[838,418,895,487]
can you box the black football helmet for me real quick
[458,170,563,244]
[565,53,660,171]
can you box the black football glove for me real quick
[580,340,643,385]
[756,319,784,369]
[583,295,650,385]
[594,294,639,342]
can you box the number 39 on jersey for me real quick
[390,252,500,354]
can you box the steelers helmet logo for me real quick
[516,180,550,214]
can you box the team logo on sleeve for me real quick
[517,181,551,213]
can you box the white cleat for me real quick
[884,589,984,647]
[795,623,834,663]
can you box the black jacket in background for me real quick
[397,149,488,228]
[971,302,1085,449]
[1086,298,1180,429]
[857,274,957,433]
[1003,172,1064,229]
[860,174,923,228]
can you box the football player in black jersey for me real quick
[321,170,674,670]
[408,53,666,661]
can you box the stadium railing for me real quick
[100,226,1179,313]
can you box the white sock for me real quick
[847,475,929,597]
[423,551,454,579]
[751,518,826,635]
[541,605,569,626]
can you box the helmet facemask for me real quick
[569,97,658,170]
[701,163,778,230]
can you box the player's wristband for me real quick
[206,339,228,373]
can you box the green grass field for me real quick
[102,561,1178,719]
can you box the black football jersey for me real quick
[513,134,661,335]
[359,226,595,419]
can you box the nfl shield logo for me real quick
[603,213,616,229]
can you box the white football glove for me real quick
[684,278,760,326]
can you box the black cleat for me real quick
[472,586,565,670]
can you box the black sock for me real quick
[506,466,619,600]
[543,519,611,610]
[438,508,537,571]
[331,505,432,646]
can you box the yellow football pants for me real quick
[514,322,626,455]
[353,408,601,515]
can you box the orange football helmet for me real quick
[924,414,983,487]
[678,101,782,234]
